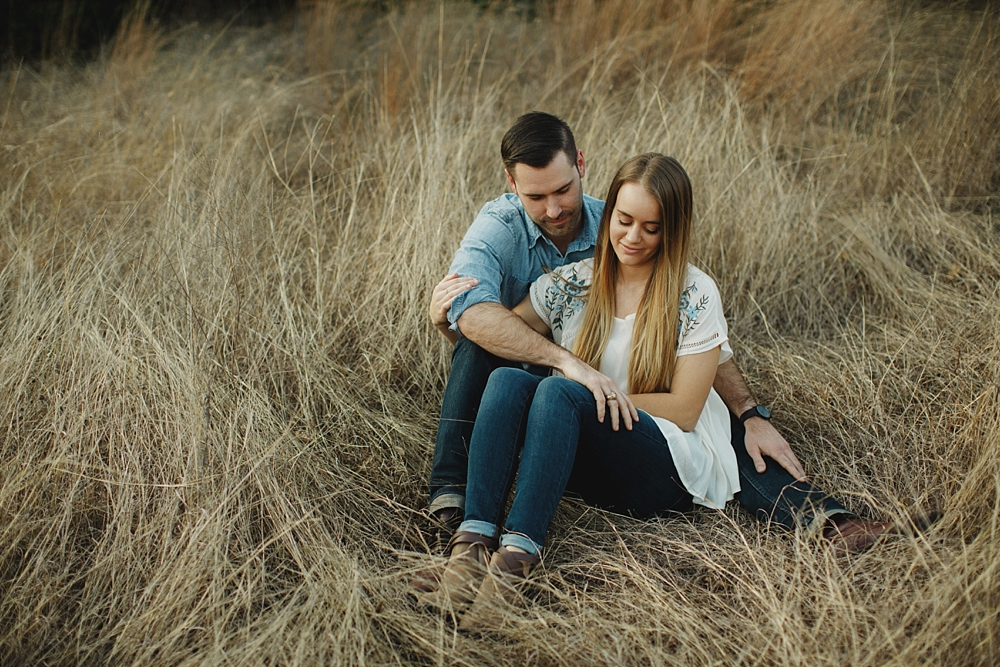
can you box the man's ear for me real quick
[505,168,517,192]
[576,150,586,179]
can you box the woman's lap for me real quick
[530,377,692,518]
[483,375,692,548]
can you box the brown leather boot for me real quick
[459,546,540,630]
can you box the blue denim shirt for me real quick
[447,192,605,333]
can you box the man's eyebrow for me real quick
[522,180,573,197]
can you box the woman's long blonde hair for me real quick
[572,154,693,393]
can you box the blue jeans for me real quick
[729,412,848,531]
[430,339,849,532]
[428,337,521,511]
[460,369,692,553]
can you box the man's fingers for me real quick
[779,453,807,482]
[747,443,767,473]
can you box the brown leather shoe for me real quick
[823,517,896,557]
[428,506,463,552]
[415,531,497,609]
[459,546,540,630]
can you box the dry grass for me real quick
[1,0,998,664]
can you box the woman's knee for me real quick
[483,367,541,401]
[532,376,593,414]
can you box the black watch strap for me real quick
[739,405,771,423]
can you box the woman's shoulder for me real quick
[549,257,594,283]
[682,264,719,291]
[680,264,724,304]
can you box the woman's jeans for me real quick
[459,369,692,553]
[429,338,848,533]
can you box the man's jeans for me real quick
[429,338,848,533]
[428,337,521,514]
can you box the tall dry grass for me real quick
[1,0,998,664]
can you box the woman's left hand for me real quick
[430,272,478,328]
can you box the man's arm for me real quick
[458,302,639,431]
[713,358,807,481]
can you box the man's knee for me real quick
[451,335,487,364]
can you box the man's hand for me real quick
[560,356,639,431]
[743,417,807,482]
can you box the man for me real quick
[427,111,891,554]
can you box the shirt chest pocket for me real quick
[503,273,532,309]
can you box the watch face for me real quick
[757,405,771,419]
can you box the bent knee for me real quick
[535,376,592,407]
[486,367,538,392]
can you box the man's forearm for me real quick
[457,302,573,370]
[713,358,758,416]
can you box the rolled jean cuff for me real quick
[428,492,465,515]
[457,519,497,540]
[500,532,540,556]
[806,507,853,536]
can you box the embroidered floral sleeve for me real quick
[530,260,590,337]
[544,264,587,334]
[676,267,729,355]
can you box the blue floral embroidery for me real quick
[545,265,587,333]
[678,282,710,337]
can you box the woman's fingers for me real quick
[620,393,638,429]
[599,384,634,432]
[592,387,606,424]
[429,273,477,326]
[608,395,620,431]
[563,360,634,430]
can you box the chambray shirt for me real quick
[447,192,605,333]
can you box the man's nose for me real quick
[546,199,562,219]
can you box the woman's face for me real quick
[609,182,661,270]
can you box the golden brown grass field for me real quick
[1,0,998,664]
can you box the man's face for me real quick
[506,150,586,250]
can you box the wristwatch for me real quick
[739,405,771,423]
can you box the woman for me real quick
[427,154,738,628]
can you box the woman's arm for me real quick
[429,272,478,345]
[629,346,721,432]
[511,294,551,336]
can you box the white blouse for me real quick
[529,259,740,509]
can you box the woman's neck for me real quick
[617,261,654,289]
[614,263,654,318]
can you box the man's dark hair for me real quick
[500,111,578,177]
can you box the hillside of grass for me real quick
[1,1,998,664]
